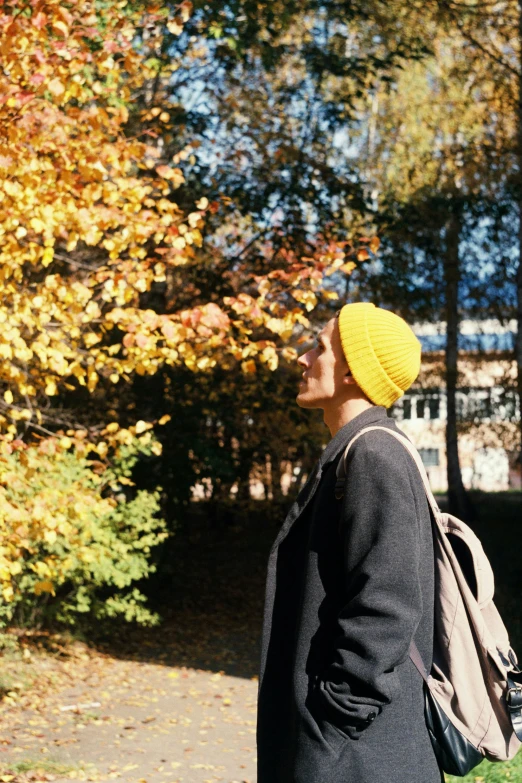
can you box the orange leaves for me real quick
[224,293,263,322]
[291,289,318,312]
[260,344,279,370]
[180,1,194,23]
[180,308,202,330]
[178,304,230,339]
[199,303,230,331]
[34,580,55,596]
[56,6,74,28]
[167,0,192,34]
[167,19,184,35]
[263,316,294,341]
[107,302,231,375]
[51,19,69,38]
[357,235,380,258]
[47,77,65,97]
[31,12,48,31]
[241,359,257,374]
[188,210,204,228]
[0,0,378,450]
[160,320,177,341]
[155,165,185,187]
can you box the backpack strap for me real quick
[335,424,441,680]
[335,425,441,518]
[409,639,430,684]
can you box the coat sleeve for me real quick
[311,431,425,739]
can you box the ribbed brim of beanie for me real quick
[338,303,421,408]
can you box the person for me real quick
[256,302,443,783]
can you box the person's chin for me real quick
[296,391,318,409]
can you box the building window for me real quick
[416,398,425,419]
[403,398,412,419]
[428,397,440,420]
[418,448,439,467]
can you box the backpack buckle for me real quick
[506,686,522,710]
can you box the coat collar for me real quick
[268,406,389,558]
[319,405,389,468]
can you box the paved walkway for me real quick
[0,515,270,782]
[1,653,257,783]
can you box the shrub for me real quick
[0,430,167,629]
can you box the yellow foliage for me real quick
[0,0,206,429]
[0,426,167,625]
[34,580,55,597]
[0,0,362,440]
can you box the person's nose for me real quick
[297,351,310,369]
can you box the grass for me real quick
[445,748,522,782]
[2,758,79,776]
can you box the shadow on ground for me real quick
[90,491,522,679]
[91,505,279,680]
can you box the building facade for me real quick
[390,350,520,492]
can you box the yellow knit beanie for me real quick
[337,303,421,408]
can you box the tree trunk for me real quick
[269,451,284,505]
[235,453,252,504]
[444,209,475,522]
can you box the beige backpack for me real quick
[336,425,522,777]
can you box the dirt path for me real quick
[0,515,271,783]
[1,652,257,783]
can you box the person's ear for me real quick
[344,368,356,384]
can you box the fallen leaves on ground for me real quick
[0,517,269,783]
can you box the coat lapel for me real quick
[271,406,389,552]
[259,406,390,688]
[260,461,324,687]
[269,460,323,553]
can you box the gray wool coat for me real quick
[256,406,444,783]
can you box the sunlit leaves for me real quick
[0,0,204,432]
[0,426,168,624]
[292,290,318,312]
[0,0,370,449]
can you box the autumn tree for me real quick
[335,26,516,519]
[0,1,366,618]
[94,0,429,525]
[418,0,522,479]
[1,1,369,431]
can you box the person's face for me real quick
[296,317,353,409]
